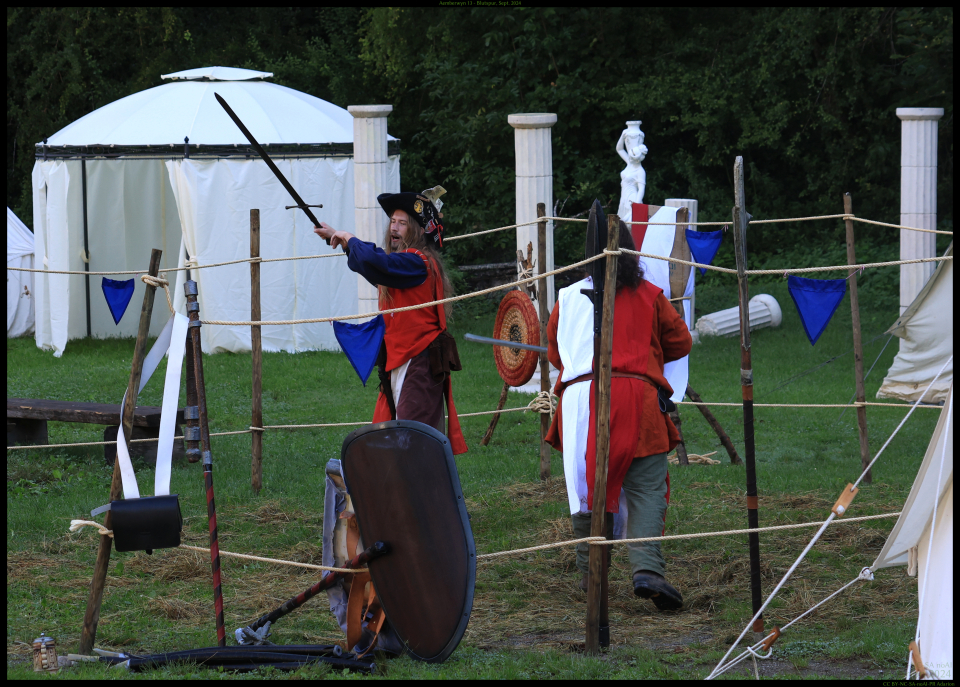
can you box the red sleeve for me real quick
[656,294,692,363]
[547,301,561,370]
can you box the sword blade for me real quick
[464,332,547,354]
[214,92,327,241]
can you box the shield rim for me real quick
[340,420,476,663]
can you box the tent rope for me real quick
[708,357,954,680]
[140,274,173,313]
[709,568,874,680]
[6,211,949,276]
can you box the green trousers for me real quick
[571,451,669,576]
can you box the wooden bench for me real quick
[7,398,185,465]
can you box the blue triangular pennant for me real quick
[787,275,846,345]
[101,277,136,325]
[685,228,723,275]
[333,315,386,386]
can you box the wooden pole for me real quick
[480,381,510,446]
[185,280,227,646]
[78,249,163,655]
[250,209,264,493]
[669,410,689,465]
[844,194,872,484]
[731,156,764,636]
[585,214,619,654]
[685,384,742,465]
[537,203,551,481]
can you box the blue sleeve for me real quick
[345,238,428,289]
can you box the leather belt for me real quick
[567,371,658,387]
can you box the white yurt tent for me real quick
[7,207,36,337]
[32,66,398,356]
[877,243,953,403]
[872,383,953,680]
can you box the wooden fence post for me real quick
[731,157,764,637]
[78,249,163,655]
[844,194,871,483]
[585,214,619,654]
[537,203,551,481]
[250,209,264,494]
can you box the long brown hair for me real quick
[381,211,455,320]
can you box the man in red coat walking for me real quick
[545,220,691,609]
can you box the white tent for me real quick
[873,384,953,680]
[7,207,36,337]
[878,243,953,403]
[32,66,398,356]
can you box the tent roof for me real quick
[873,384,953,569]
[38,68,395,147]
[7,207,34,262]
[160,66,273,81]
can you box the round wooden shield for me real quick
[492,291,541,387]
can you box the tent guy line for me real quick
[707,355,953,680]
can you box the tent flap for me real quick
[878,245,953,403]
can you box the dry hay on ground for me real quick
[464,480,916,651]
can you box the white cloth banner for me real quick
[116,313,189,500]
[638,206,694,402]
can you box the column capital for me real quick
[508,113,557,129]
[348,105,393,118]
[896,108,944,121]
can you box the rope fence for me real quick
[191,250,950,327]
[6,211,951,277]
[7,395,939,452]
[67,511,900,570]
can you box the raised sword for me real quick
[214,92,328,244]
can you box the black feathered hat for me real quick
[377,186,446,247]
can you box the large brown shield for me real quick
[340,420,476,663]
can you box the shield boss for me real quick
[492,290,541,386]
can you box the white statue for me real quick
[616,120,647,220]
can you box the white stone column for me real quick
[509,113,556,314]
[665,198,698,324]
[349,105,393,316]
[897,107,943,315]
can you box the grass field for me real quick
[6,276,941,679]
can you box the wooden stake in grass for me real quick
[844,194,872,484]
[78,248,163,655]
[585,214,618,654]
[480,381,510,447]
[731,157,764,635]
[250,209,264,494]
[685,384,742,465]
[537,203,551,481]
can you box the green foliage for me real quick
[7,8,952,272]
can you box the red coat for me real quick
[545,281,692,511]
[372,249,467,454]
